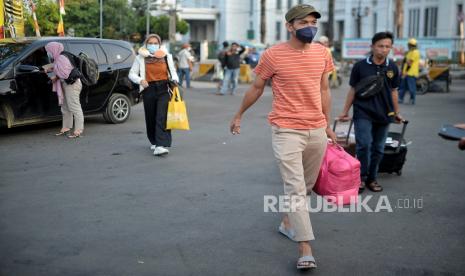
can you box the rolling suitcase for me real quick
[333,119,356,157]
[378,120,409,176]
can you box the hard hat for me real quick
[408,38,417,46]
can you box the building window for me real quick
[277,0,282,10]
[298,0,303,4]
[408,8,420,37]
[424,6,438,37]
[373,12,377,33]
[288,0,293,9]
[276,21,282,41]
[457,4,464,36]
[250,0,254,16]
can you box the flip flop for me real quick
[68,133,82,139]
[296,255,317,270]
[278,223,297,242]
[55,130,69,136]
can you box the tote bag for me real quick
[166,86,190,130]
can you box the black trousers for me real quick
[142,81,172,147]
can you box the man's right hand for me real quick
[140,80,149,88]
[337,113,351,122]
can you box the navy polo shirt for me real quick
[349,56,400,124]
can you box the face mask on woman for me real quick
[147,44,160,54]
[295,26,318,44]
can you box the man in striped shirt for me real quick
[230,4,336,270]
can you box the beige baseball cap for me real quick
[285,4,321,22]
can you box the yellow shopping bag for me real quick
[166,86,190,130]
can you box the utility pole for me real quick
[146,0,150,37]
[100,0,103,38]
[395,0,403,37]
[168,0,177,44]
[458,8,465,64]
[356,0,361,38]
[260,0,266,44]
[328,0,334,43]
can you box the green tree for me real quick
[135,15,189,41]
[130,0,189,42]
[24,0,60,36]
[23,0,188,41]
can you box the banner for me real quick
[0,0,4,39]
[2,0,24,38]
[57,0,65,36]
[343,38,455,60]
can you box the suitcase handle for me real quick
[333,118,353,145]
[391,120,409,153]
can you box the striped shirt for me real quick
[254,42,334,129]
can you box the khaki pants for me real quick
[61,79,84,131]
[271,126,327,241]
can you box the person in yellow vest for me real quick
[399,38,420,105]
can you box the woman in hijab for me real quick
[129,34,179,156]
[45,42,84,138]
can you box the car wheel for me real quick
[104,93,131,124]
[416,78,428,95]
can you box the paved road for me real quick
[1,79,464,276]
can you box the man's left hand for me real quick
[395,114,404,123]
[325,127,337,143]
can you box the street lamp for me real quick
[351,0,369,38]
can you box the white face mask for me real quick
[147,44,160,54]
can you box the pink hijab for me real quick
[45,42,74,105]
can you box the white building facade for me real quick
[158,0,462,45]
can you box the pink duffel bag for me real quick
[313,142,361,205]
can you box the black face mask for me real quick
[295,26,318,44]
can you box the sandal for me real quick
[68,131,82,139]
[366,181,383,192]
[55,130,70,136]
[297,255,317,270]
[278,223,297,242]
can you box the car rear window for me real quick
[101,43,132,64]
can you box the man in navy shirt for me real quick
[339,32,403,192]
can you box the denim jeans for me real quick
[399,76,417,104]
[221,68,240,95]
[178,68,191,88]
[354,118,389,183]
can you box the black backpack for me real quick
[61,51,99,86]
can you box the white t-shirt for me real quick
[177,49,194,69]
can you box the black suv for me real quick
[0,37,140,128]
